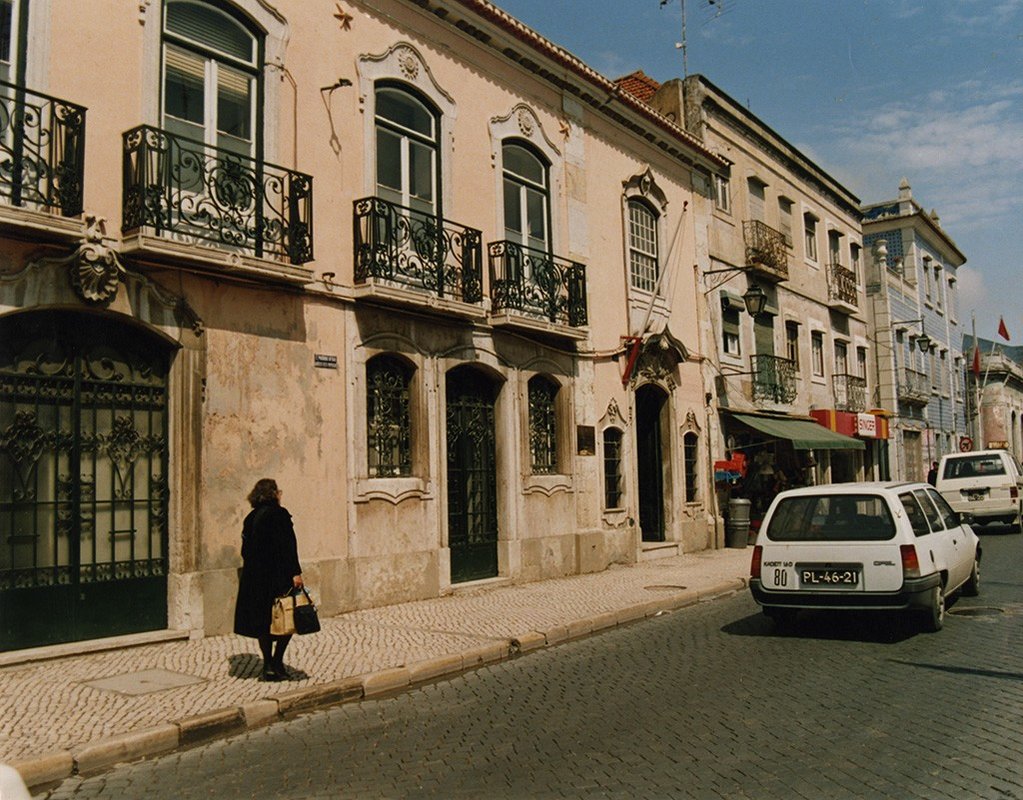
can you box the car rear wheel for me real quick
[962,557,980,597]
[920,584,945,632]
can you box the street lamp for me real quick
[742,283,767,316]
[891,318,932,352]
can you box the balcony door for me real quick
[0,0,22,85]
[503,142,549,254]
[159,0,262,246]
[162,0,258,159]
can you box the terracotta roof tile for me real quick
[615,70,661,104]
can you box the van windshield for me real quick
[942,455,1006,479]
[765,494,896,541]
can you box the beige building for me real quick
[966,337,1023,457]
[621,73,885,524]
[0,0,727,652]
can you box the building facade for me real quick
[863,180,968,482]
[0,0,727,651]
[964,337,1023,457]
[632,73,885,524]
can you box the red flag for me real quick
[971,345,981,376]
[998,316,1010,341]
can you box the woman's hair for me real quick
[247,478,280,508]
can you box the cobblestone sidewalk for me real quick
[0,547,751,792]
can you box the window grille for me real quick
[367,355,412,477]
[528,376,558,474]
[603,428,623,508]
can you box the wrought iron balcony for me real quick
[353,196,483,305]
[827,262,858,311]
[751,354,797,405]
[488,240,588,328]
[122,125,313,265]
[0,80,85,216]
[742,220,788,282]
[898,367,930,405]
[833,373,867,412]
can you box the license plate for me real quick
[964,490,986,501]
[799,567,860,587]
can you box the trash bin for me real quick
[726,497,751,548]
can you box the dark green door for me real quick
[446,367,498,583]
[636,384,667,542]
[0,311,170,651]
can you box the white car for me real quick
[935,449,1023,532]
[749,481,981,632]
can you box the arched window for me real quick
[162,0,260,158]
[528,375,558,474]
[366,355,413,477]
[683,431,699,503]
[628,199,659,292]
[603,427,623,509]
[375,84,438,217]
[503,141,549,253]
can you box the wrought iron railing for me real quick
[353,196,483,304]
[751,354,797,404]
[899,367,930,405]
[743,220,788,281]
[0,80,85,216]
[122,125,313,264]
[488,240,587,327]
[827,262,858,308]
[833,373,867,412]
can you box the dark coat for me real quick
[233,504,303,638]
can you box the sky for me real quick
[495,0,1023,343]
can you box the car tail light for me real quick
[750,545,763,579]
[900,544,921,578]
[1011,486,1019,499]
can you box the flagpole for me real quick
[973,313,983,448]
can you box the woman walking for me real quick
[233,478,304,681]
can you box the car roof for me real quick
[773,481,925,498]
[941,449,1008,459]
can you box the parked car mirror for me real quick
[959,511,976,526]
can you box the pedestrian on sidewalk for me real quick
[233,478,304,682]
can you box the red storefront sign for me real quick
[810,409,889,439]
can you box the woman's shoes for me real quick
[260,667,283,682]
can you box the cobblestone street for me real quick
[39,530,1023,799]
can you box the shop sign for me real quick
[856,413,878,438]
[987,440,1009,450]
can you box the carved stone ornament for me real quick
[397,46,420,80]
[633,347,678,391]
[32,216,128,305]
[72,242,124,304]
[517,107,535,137]
[683,409,701,432]
[605,397,632,426]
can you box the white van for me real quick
[935,449,1023,531]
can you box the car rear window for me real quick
[942,455,1006,479]
[765,494,896,541]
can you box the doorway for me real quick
[446,366,499,583]
[0,311,171,650]
[636,384,668,542]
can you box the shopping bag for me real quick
[293,590,320,635]
[270,588,319,636]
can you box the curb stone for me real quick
[13,577,745,793]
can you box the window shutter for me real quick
[166,1,254,64]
